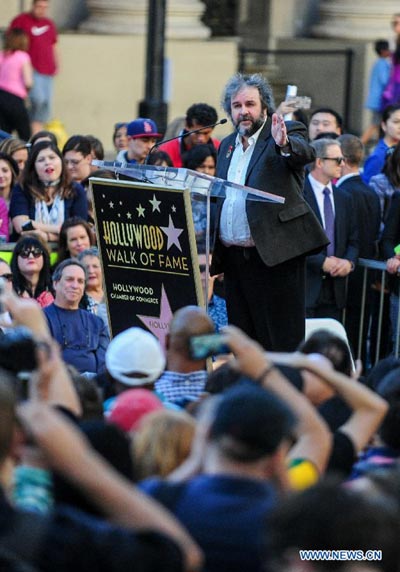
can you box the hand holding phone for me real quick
[189,333,230,360]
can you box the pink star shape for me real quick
[160,215,183,252]
[137,284,173,350]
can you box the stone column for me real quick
[313,0,399,40]
[80,0,210,39]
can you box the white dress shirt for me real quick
[219,122,266,246]
[307,173,335,228]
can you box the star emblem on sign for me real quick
[136,204,145,218]
[160,215,183,251]
[137,284,173,350]
[149,194,161,212]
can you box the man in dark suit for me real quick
[336,134,381,360]
[210,73,328,351]
[303,138,358,323]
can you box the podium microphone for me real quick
[144,118,228,164]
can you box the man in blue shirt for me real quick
[44,259,109,376]
[141,382,296,572]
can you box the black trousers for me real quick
[223,246,306,351]
[0,89,31,141]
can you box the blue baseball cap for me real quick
[127,118,162,139]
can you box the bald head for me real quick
[168,305,215,357]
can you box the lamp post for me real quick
[138,0,168,135]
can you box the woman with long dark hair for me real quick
[9,140,88,242]
[362,104,400,185]
[0,152,19,240]
[370,142,400,232]
[11,234,54,308]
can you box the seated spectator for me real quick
[293,330,388,477]
[369,143,400,231]
[155,306,215,403]
[104,327,166,412]
[52,419,135,517]
[66,366,103,421]
[9,141,88,242]
[62,135,93,184]
[116,118,162,165]
[269,479,400,572]
[10,234,54,307]
[29,129,57,147]
[0,294,201,571]
[159,103,221,167]
[77,246,109,333]
[351,366,400,478]
[147,150,173,167]
[44,259,109,377]
[0,151,18,207]
[134,408,196,480]
[86,134,105,168]
[141,381,297,572]
[198,254,227,332]
[108,388,164,434]
[362,104,400,184]
[57,216,95,265]
[0,152,17,239]
[0,137,29,174]
[0,258,14,328]
[112,121,128,157]
[183,144,217,254]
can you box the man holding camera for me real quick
[44,259,109,377]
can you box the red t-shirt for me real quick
[159,136,221,168]
[9,12,57,76]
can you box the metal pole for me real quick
[138,0,168,134]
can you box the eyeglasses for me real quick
[321,156,345,165]
[64,158,83,166]
[19,247,44,259]
[0,273,12,282]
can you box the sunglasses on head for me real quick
[0,273,12,282]
[19,247,44,259]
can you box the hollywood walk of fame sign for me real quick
[91,178,204,347]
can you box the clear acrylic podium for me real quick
[92,160,285,310]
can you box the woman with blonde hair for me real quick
[0,28,33,140]
[0,137,29,175]
[133,409,196,480]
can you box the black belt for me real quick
[227,245,256,260]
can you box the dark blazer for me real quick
[380,191,400,260]
[211,118,329,274]
[303,176,359,309]
[337,174,380,309]
[337,174,380,259]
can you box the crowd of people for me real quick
[0,2,400,571]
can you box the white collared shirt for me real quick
[219,122,265,246]
[336,172,358,187]
[307,173,335,228]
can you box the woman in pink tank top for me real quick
[0,28,33,141]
